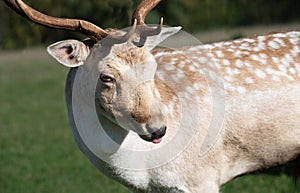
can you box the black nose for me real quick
[151,126,167,139]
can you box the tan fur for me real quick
[64,31,300,193]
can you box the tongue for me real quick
[152,137,163,144]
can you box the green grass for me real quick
[0,48,298,193]
[0,48,128,193]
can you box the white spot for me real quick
[213,42,224,48]
[250,55,266,64]
[281,58,290,67]
[266,67,276,75]
[200,68,208,74]
[176,70,185,79]
[225,67,240,76]
[272,33,286,38]
[223,59,230,66]
[165,64,176,71]
[171,51,182,55]
[278,65,287,73]
[268,40,280,49]
[289,68,296,74]
[171,70,185,80]
[273,38,286,47]
[284,54,294,63]
[255,69,267,79]
[244,61,252,68]
[243,38,256,43]
[241,42,250,48]
[250,54,260,61]
[210,60,221,69]
[253,47,261,52]
[170,58,178,64]
[234,39,242,44]
[186,86,195,94]
[237,86,247,94]
[216,51,224,58]
[189,47,200,51]
[295,63,300,72]
[258,36,266,42]
[245,77,254,84]
[199,57,208,64]
[202,45,215,50]
[234,50,249,58]
[154,51,169,58]
[191,56,199,62]
[266,67,294,80]
[207,53,214,58]
[224,82,234,91]
[189,65,197,72]
[224,76,233,82]
[272,57,280,64]
[259,53,267,59]
[182,92,192,100]
[230,45,238,49]
[178,61,186,68]
[193,83,201,90]
[232,68,241,75]
[272,76,281,82]
[227,48,235,52]
[224,42,232,46]
[209,70,217,80]
[291,46,300,57]
[289,36,299,45]
[236,60,243,68]
[234,51,244,58]
[227,85,236,92]
[208,61,218,69]
[257,41,266,51]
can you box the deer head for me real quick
[4,0,180,144]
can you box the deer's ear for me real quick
[143,26,181,50]
[47,40,90,68]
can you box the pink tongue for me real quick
[152,137,163,144]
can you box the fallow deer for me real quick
[3,0,300,192]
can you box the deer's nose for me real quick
[150,125,167,139]
[139,125,167,144]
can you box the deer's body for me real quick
[4,0,300,192]
[65,31,300,193]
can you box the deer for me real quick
[3,0,300,192]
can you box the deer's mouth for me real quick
[139,126,167,144]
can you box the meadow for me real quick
[0,47,298,193]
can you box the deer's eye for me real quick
[100,74,115,83]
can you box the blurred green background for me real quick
[1,0,300,49]
[0,0,299,193]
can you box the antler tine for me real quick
[3,0,108,42]
[132,0,162,25]
[121,19,138,42]
[131,0,164,47]
[104,19,137,44]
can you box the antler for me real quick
[3,0,163,45]
[132,0,163,47]
[3,0,108,42]
[132,0,162,25]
